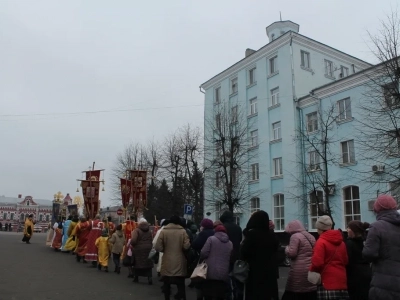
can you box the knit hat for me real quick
[315,215,333,231]
[214,225,227,233]
[347,220,370,236]
[200,218,213,230]
[101,229,108,237]
[373,194,398,213]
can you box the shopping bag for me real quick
[190,261,208,282]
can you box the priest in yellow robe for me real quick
[22,214,34,244]
[95,229,110,272]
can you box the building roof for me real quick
[0,196,52,206]
[200,29,372,90]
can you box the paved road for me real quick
[0,232,288,300]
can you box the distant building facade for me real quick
[0,196,52,231]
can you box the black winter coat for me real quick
[220,211,242,262]
[345,237,371,300]
[192,229,214,252]
[240,228,279,300]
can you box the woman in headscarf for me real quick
[240,210,280,300]
[131,218,154,284]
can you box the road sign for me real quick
[184,204,193,216]
[117,208,123,216]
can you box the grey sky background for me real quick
[0,0,397,206]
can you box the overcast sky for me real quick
[0,0,397,206]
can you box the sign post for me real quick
[184,204,193,221]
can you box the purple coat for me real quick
[200,232,233,282]
[363,210,400,300]
[285,220,317,293]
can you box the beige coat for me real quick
[109,230,125,254]
[155,223,190,277]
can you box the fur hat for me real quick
[315,215,333,231]
[373,195,398,213]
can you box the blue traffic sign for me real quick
[184,204,193,215]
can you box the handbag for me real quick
[122,255,132,267]
[190,261,208,282]
[232,260,250,283]
[148,247,157,260]
[307,246,338,285]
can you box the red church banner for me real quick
[129,170,147,209]
[85,170,101,181]
[120,178,132,208]
[81,180,100,219]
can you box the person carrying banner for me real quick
[22,214,34,244]
[64,215,79,252]
[75,216,91,262]
[85,215,104,266]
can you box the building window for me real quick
[390,180,400,204]
[10,213,14,220]
[383,81,400,107]
[3,213,6,220]
[271,87,279,106]
[301,51,310,68]
[215,87,221,104]
[343,186,361,227]
[387,129,400,155]
[215,113,221,130]
[215,171,221,187]
[250,130,258,147]
[340,66,349,78]
[310,191,323,229]
[272,121,281,140]
[269,56,278,74]
[273,194,285,230]
[309,151,320,171]
[250,197,260,214]
[231,168,238,185]
[46,215,50,222]
[271,33,275,40]
[27,201,30,206]
[273,157,283,176]
[249,67,256,85]
[251,163,259,181]
[325,59,334,77]
[306,112,318,133]
[337,98,352,121]
[341,140,355,164]
[250,98,258,115]
[20,213,24,221]
[39,214,43,221]
[231,78,238,94]
[231,106,238,123]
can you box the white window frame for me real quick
[273,157,283,176]
[231,77,238,94]
[273,194,285,231]
[337,98,352,121]
[306,112,318,133]
[308,151,320,171]
[343,186,361,227]
[250,98,258,115]
[325,59,334,77]
[231,105,238,123]
[301,50,310,69]
[250,130,258,147]
[340,65,349,78]
[215,87,221,104]
[310,190,323,230]
[250,197,260,214]
[251,163,259,181]
[269,56,278,74]
[272,121,281,140]
[341,140,355,164]
[248,67,256,85]
[270,87,279,106]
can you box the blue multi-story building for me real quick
[200,20,373,231]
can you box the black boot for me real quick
[114,266,117,273]
[76,255,81,263]
[117,266,121,274]
[97,264,101,271]
[133,276,139,283]
[148,276,153,285]
[105,267,108,273]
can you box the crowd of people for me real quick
[0,221,13,231]
[20,193,400,300]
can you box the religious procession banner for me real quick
[120,178,132,208]
[67,204,78,217]
[85,170,101,181]
[52,203,61,226]
[129,170,148,209]
[81,180,100,219]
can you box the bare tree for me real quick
[204,102,260,213]
[356,10,400,196]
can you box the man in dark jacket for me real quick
[220,211,243,300]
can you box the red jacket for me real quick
[310,230,348,290]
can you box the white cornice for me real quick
[292,35,372,69]
[201,34,292,90]
[201,32,372,91]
